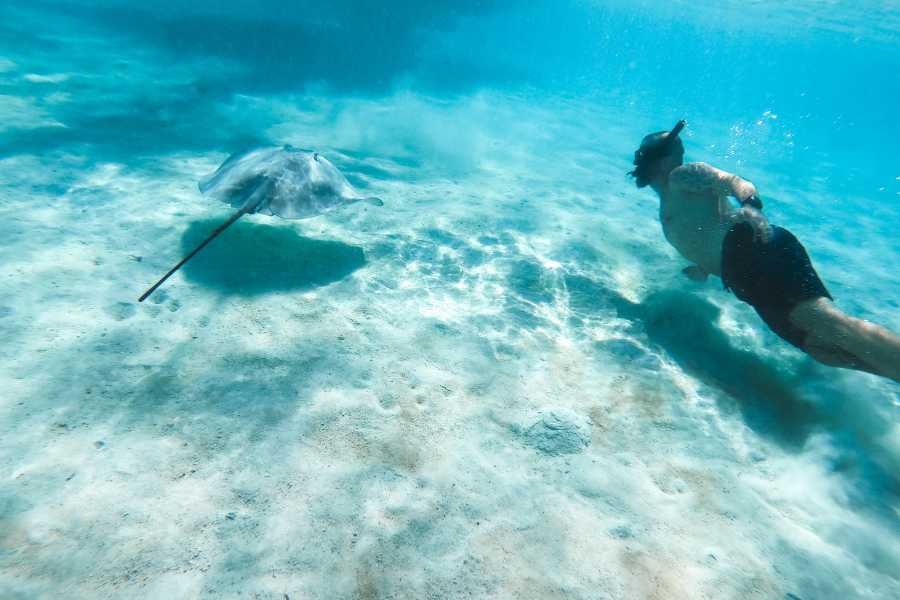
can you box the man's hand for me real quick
[739,205,771,243]
[730,176,762,209]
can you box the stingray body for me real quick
[139,146,381,302]
[200,146,382,218]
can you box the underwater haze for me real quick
[1,1,899,598]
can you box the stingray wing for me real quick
[259,152,355,219]
[198,147,285,211]
[199,147,382,219]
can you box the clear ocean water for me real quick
[1,1,898,598]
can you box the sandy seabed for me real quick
[0,19,898,599]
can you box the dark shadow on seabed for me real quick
[1,215,374,482]
[563,272,823,449]
[37,0,518,94]
[638,289,900,534]
[0,1,522,164]
[633,290,823,448]
[178,218,366,296]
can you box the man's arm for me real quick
[671,162,770,242]
[669,162,759,205]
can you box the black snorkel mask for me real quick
[629,120,686,187]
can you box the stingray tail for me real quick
[138,206,248,302]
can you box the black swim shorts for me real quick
[721,222,832,349]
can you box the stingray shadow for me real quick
[179,218,365,296]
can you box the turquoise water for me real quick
[1,1,898,598]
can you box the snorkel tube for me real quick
[667,119,686,142]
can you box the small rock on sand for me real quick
[523,408,591,455]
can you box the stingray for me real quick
[138,146,382,302]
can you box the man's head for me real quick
[629,120,686,188]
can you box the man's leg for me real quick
[790,297,900,382]
[802,332,883,377]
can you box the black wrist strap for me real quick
[742,195,763,210]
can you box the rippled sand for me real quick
[1,2,898,599]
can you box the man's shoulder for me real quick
[671,162,718,177]
[669,162,730,189]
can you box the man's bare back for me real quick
[657,162,759,278]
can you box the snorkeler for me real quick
[630,121,900,382]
